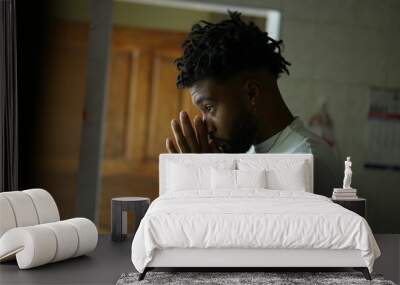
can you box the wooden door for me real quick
[100,26,199,231]
[35,21,199,232]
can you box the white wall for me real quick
[190,0,400,233]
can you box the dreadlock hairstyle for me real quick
[175,11,291,89]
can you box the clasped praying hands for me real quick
[166,111,219,153]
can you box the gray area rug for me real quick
[116,271,396,285]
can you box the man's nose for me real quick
[202,114,216,134]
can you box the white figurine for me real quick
[332,156,357,199]
[342,156,352,189]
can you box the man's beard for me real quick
[211,116,257,153]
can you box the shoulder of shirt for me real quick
[284,117,330,153]
[247,117,331,154]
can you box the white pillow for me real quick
[167,162,210,191]
[238,158,309,192]
[167,159,236,191]
[211,168,236,189]
[237,169,267,188]
[266,164,307,191]
[211,168,267,190]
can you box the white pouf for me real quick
[0,218,98,269]
[1,191,39,227]
[42,220,79,262]
[0,196,17,237]
[0,189,98,269]
[0,225,57,268]
[66,218,98,257]
[23,188,60,224]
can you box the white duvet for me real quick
[131,190,380,273]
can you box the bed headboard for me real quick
[159,153,314,196]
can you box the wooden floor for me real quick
[0,234,398,284]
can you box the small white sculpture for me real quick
[342,156,353,189]
[332,156,357,199]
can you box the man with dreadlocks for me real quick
[165,11,341,197]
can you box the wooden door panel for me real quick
[128,50,151,163]
[100,27,188,231]
[105,51,135,159]
[146,51,183,158]
[35,21,191,231]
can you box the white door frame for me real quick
[116,0,281,39]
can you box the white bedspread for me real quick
[131,190,380,273]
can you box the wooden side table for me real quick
[331,197,366,218]
[111,197,150,242]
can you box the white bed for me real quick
[131,154,380,281]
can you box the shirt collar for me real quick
[253,116,302,153]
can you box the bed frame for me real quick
[138,154,372,281]
[139,248,370,280]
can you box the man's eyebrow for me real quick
[193,96,215,105]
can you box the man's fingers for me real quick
[194,115,209,153]
[180,111,199,152]
[209,139,220,153]
[168,111,210,154]
[171,119,190,153]
[165,137,178,153]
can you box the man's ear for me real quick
[243,79,262,110]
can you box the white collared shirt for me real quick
[246,117,342,197]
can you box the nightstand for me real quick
[331,197,366,218]
[111,197,150,242]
